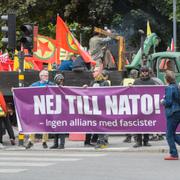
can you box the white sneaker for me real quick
[0,143,4,149]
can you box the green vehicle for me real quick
[148,52,180,83]
[126,32,180,83]
[126,33,160,70]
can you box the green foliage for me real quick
[0,0,180,50]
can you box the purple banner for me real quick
[13,85,174,133]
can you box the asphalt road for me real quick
[0,150,179,180]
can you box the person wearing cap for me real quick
[50,73,66,149]
[133,66,156,148]
[26,70,54,149]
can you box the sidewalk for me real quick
[1,128,180,153]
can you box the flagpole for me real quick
[56,13,61,64]
[173,0,177,51]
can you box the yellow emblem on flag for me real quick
[34,36,56,60]
[67,33,78,52]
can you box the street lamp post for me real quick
[173,0,177,51]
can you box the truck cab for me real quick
[148,52,180,83]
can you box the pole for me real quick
[18,50,25,146]
[18,51,24,86]
[173,0,177,51]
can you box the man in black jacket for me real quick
[133,66,156,148]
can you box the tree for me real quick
[0,0,180,50]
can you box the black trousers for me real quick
[85,134,98,144]
[0,117,5,143]
[53,134,65,146]
[3,117,15,140]
[135,134,149,144]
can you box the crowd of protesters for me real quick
[0,64,180,160]
[0,30,180,161]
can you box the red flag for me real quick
[0,62,3,71]
[0,53,13,71]
[167,38,174,52]
[171,38,174,52]
[25,35,57,64]
[56,16,96,65]
[24,35,57,70]
[0,92,7,113]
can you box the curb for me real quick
[2,146,179,154]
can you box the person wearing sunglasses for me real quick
[133,66,156,148]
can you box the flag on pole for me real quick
[56,16,96,65]
[33,35,57,63]
[0,62,3,71]
[0,92,7,114]
[24,35,57,70]
[0,53,13,71]
[167,38,175,52]
[170,38,175,52]
[147,21,152,36]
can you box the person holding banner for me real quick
[50,73,66,149]
[133,66,156,148]
[122,69,139,143]
[161,70,180,160]
[84,67,110,148]
[26,70,54,149]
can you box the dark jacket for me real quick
[133,77,156,86]
[90,80,110,87]
[163,83,180,117]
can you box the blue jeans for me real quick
[166,111,180,157]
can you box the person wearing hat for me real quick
[54,73,64,86]
[133,66,156,148]
[50,73,66,149]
